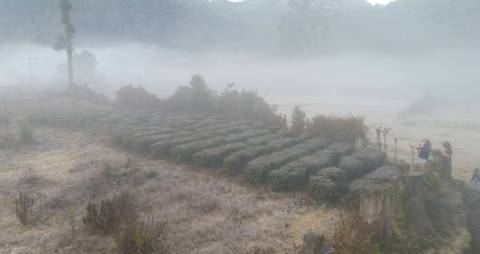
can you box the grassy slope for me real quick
[0,127,340,253]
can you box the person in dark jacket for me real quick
[471,168,480,185]
[418,139,432,160]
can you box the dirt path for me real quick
[0,127,339,254]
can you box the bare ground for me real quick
[0,127,340,254]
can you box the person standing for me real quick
[471,168,480,185]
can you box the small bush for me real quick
[14,192,36,226]
[115,85,163,110]
[308,115,368,144]
[215,84,282,124]
[83,192,137,235]
[165,75,216,114]
[114,218,167,254]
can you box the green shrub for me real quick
[14,192,36,226]
[165,75,216,114]
[83,192,137,235]
[225,129,269,143]
[115,85,163,110]
[247,138,329,183]
[114,219,167,254]
[164,75,284,125]
[215,84,282,124]
[170,137,226,163]
[245,134,281,146]
[269,162,308,192]
[192,142,247,167]
[224,145,271,173]
[308,115,368,144]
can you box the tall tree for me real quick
[55,0,76,87]
[291,106,307,135]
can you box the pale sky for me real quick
[227,0,397,5]
[366,0,396,5]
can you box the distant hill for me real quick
[0,0,479,52]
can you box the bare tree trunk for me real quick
[67,47,74,87]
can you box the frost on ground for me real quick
[0,127,339,254]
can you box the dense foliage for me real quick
[291,106,306,134]
[307,115,368,144]
[164,76,284,125]
[115,85,163,110]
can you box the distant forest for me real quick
[1,0,479,53]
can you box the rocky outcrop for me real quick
[465,185,480,253]
[349,165,405,237]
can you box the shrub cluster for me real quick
[115,84,164,110]
[215,85,281,123]
[164,75,216,114]
[114,219,167,254]
[307,114,368,144]
[83,192,166,254]
[114,75,285,125]
[246,137,329,183]
[224,136,308,173]
[14,192,36,226]
[83,192,137,235]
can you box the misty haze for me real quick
[1,0,479,253]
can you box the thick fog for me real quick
[1,41,479,119]
[1,0,480,119]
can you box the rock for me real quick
[348,165,405,238]
[465,185,480,253]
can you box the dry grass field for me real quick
[0,127,340,254]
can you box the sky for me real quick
[227,0,397,5]
[366,0,396,4]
